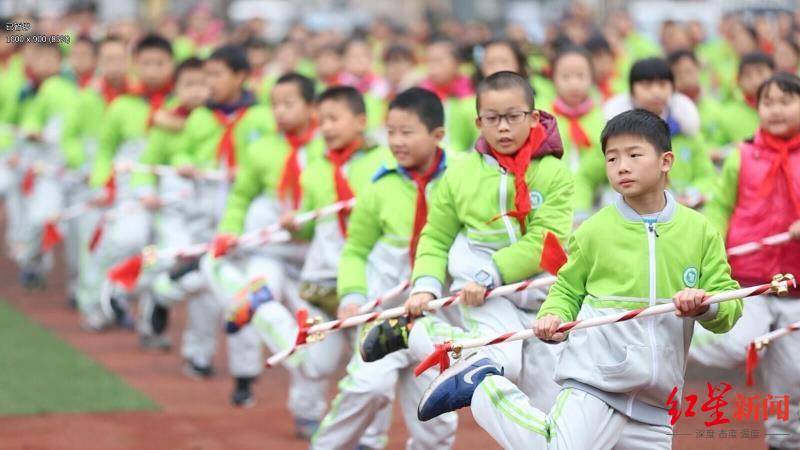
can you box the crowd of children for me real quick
[1,3,799,449]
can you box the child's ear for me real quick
[432,126,445,143]
[661,151,675,173]
[355,112,367,130]
[530,109,540,126]
[234,70,248,87]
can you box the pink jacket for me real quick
[726,130,800,287]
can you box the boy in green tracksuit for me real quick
[405,71,573,400]
[715,52,775,149]
[311,88,460,450]
[418,109,743,450]
[79,34,176,330]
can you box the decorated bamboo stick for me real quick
[727,232,792,256]
[745,317,800,386]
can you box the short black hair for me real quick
[388,87,444,131]
[476,70,535,112]
[208,44,250,73]
[628,57,674,93]
[601,109,672,154]
[317,85,366,115]
[275,72,316,104]
[243,37,269,51]
[174,57,204,81]
[738,51,775,76]
[667,49,698,67]
[473,39,530,86]
[73,35,98,54]
[134,33,173,57]
[756,72,800,104]
[584,33,612,56]
[383,42,414,63]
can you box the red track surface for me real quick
[0,227,768,449]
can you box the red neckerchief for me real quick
[323,72,343,87]
[170,104,193,118]
[744,93,758,109]
[597,70,616,100]
[77,72,93,88]
[552,97,594,150]
[756,129,800,216]
[408,148,444,267]
[681,86,701,103]
[278,119,318,209]
[97,77,130,105]
[128,81,174,128]
[352,72,377,94]
[487,124,547,235]
[213,107,249,173]
[326,139,363,236]
[24,65,41,91]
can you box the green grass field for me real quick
[0,300,158,415]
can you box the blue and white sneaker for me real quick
[417,351,502,421]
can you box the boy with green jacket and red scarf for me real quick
[406,71,573,410]
[418,109,742,450]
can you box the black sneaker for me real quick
[169,255,201,281]
[20,269,46,290]
[109,296,134,330]
[231,377,255,408]
[150,303,170,335]
[359,316,412,362]
[183,360,214,380]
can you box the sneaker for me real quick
[231,377,255,408]
[294,417,320,440]
[109,296,135,330]
[225,283,274,334]
[183,360,215,380]
[20,270,46,290]
[150,303,170,335]
[139,333,172,351]
[168,255,201,281]
[417,351,502,421]
[359,317,411,362]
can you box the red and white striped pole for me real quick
[415,274,796,376]
[727,232,792,256]
[357,280,410,314]
[745,318,800,386]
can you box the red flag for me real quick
[107,254,143,291]
[41,221,63,252]
[88,216,106,252]
[540,231,568,275]
[21,167,36,196]
[745,342,759,387]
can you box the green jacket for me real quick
[539,191,741,423]
[442,96,479,153]
[181,103,275,171]
[129,116,197,189]
[217,131,326,235]
[337,153,447,304]
[412,114,574,296]
[18,75,76,140]
[0,55,25,150]
[704,148,741,236]
[548,101,605,173]
[60,87,107,169]
[297,143,392,283]
[715,98,759,147]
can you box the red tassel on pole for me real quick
[211,234,237,258]
[88,217,105,252]
[103,171,116,205]
[414,342,452,376]
[107,254,143,291]
[41,221,63,252]
[294,308,310,345]
[540,231,568,275]
[745,342,759,387]
[21,167,36,196]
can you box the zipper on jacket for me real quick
[645,222,659,391]
[498,170,518,244]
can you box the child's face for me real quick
[174,68,209,109]
[590,51,614,80]
[632,80,673,116]
[271,82,312,134]
[275,43,299,72]
[774,41,799,74]
[739,63,774,97]
[426,42,459,86]
[384,57,414,85]
[481,43,520,78]
[476,87,538,154]
[246,47,270,71]
[34,48,62,80]
[318,99,366,150]
[758,83,800,137]
[70,42,96,76]
[670,57,700,96]
[135,48,173,89]
[204,59,246,104]
[604,134,673,197]
[386,108,444,170]
[315,50,341,79]
[553,53,592,105]
[344,41,372,77]
[98,42,128,83]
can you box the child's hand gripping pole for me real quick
[727,232,793,256]
[268,232,566,369]
[745,316,800,386]
[106,199,354,291]
[416,274,796,376]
